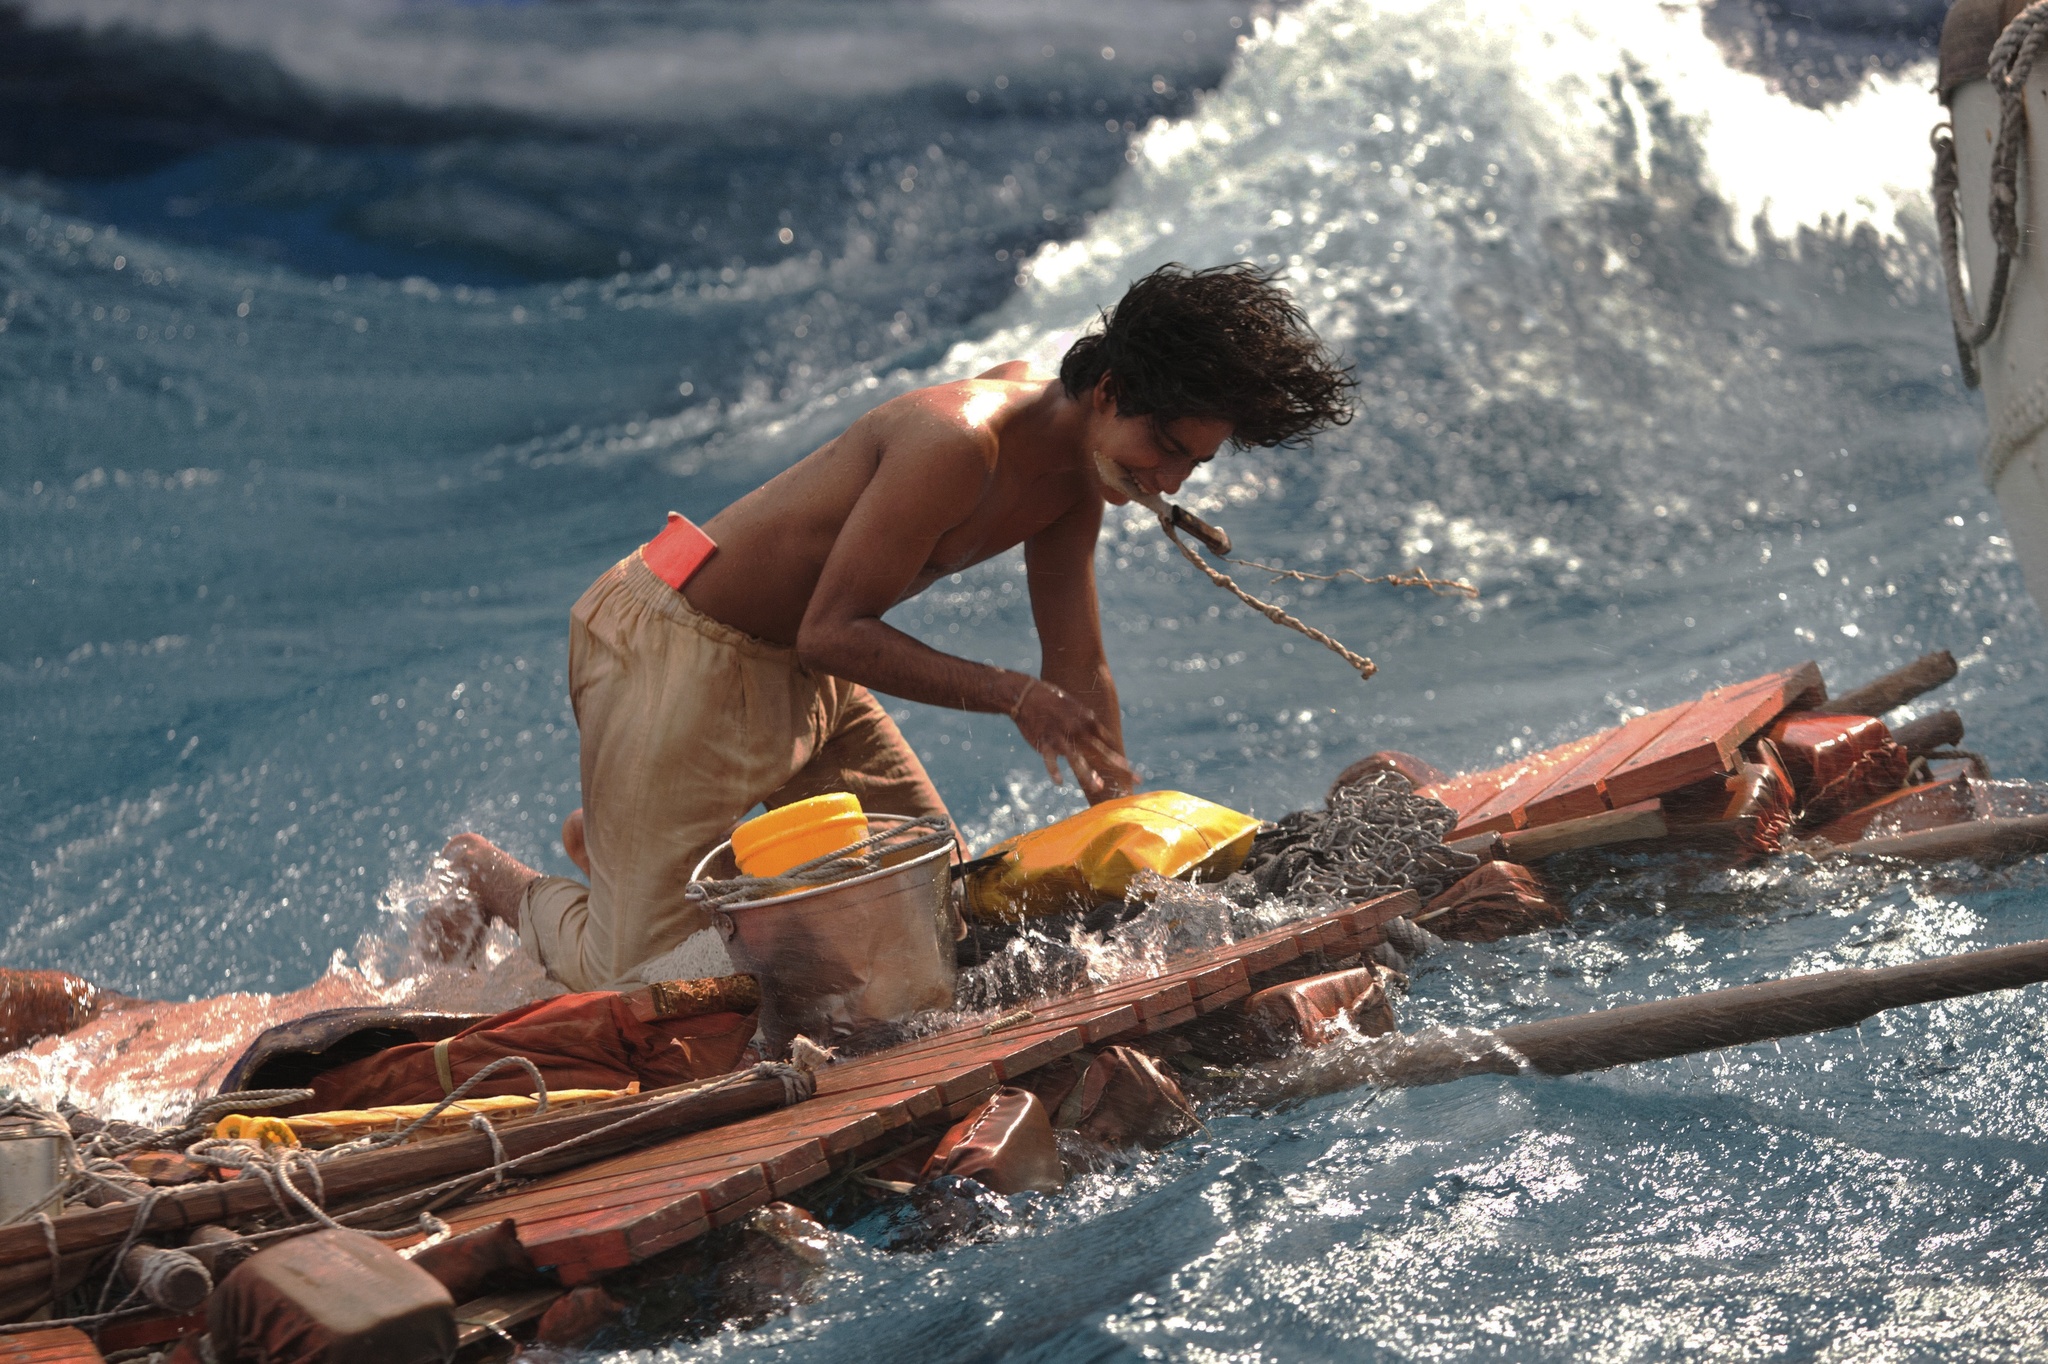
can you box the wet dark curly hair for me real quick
[1059,262,1355,448]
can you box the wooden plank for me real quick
[95,1315,200,1355]
[514,1135,827,1202]
[0,1329,102,1362]
[1293,921,1351,955]
[1081,1007,1142,1042]
[1024,975,1200,1023]
[1186,960,1246,999]
[1234,934,1300,976]
[800,1082,948,1124]
[768,1157,833,1197]
[1604,664,1820,808]
[1132,981,1195,1020]
[397,895,1441,1284]
[1512,703,1693,826]
[1417,766,1517,825]
[816,1031,1075,1095]
[548,1213,708,1284]
[442,1170,714,1238]
[506,1153,755,1217]
[1337,891,1420,934]
[456,1287,565,1350]
[1450,731,1608,834]
[1194,978,1249,1011]
[707,1183,775,1230]
[503,1171,745,1269]
[822,1063,995,1109]
[1131,1003,1197,1035]
[455,1164,713,1223]
[1494,799,1667,861]
[1436,664,1822,835]
[941,1083,1001,1119]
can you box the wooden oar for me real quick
[1496,936,2048,1076]
[1256,937,2048,1095]
[1823,814,2048,866]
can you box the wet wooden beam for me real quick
[1891,709,1965,757]
[1827,814,2048,865]
[1495,937,2048,1076]
[1828,650,1958,717]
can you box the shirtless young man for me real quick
[430,263,1354,991]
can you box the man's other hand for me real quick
[1012,680,1138,802]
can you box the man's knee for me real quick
[435,833,539,926]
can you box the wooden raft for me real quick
[418,889,1420,1284]
[1421,662,1824,840]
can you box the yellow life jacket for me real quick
[963,790,1263,923]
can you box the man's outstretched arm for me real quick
[1026,495,1131,800]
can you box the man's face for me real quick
[1086,377,1234,504]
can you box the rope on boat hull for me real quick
[1933,0,2048,395]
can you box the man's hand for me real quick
[1012,679,1138,802]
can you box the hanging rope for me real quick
[1223,556,1477,597]
[1158,516,1473,683]
[1933,0,2048,389]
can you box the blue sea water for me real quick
[5,0,2048,1356]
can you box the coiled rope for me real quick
[1932,0,2048,390]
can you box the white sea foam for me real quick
[969,0,1939,371]
[17,0,1243,122]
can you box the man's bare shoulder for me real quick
[865,373,1049,462]
[974,360,1053,382]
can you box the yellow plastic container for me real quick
[963,791,1263,923]
[733,793,870,877]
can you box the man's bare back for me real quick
[686,367,1077,643]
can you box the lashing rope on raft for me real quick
[0,1056,814,1335]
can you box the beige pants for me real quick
[521,552,951,991]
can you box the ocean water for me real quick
[5,0,2048,1356]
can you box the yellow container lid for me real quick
[733,792,869,877]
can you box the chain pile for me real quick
[1236,773,1476,907]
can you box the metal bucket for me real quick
[692,815,957,1056]
[0,1115,69,1226]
